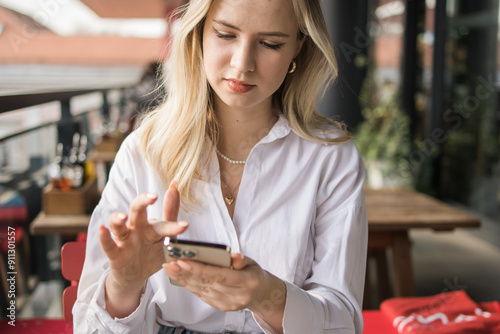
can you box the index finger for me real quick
[149,220,188,237]
[162,182,180,222]
[128,193,158,228]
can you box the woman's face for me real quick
[202,0,303,112]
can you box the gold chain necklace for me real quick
[221,177,242,205]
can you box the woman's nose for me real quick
[230,41,255,73]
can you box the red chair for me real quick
[0,240,85,333]
[61,241,86,325]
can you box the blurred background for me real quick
[0,0,499,324]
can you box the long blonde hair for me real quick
[138,0,351,204]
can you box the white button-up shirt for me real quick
[74,116,368,334]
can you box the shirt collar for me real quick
[204,115,293,176]
[257,115,292,145]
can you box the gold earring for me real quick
[288,60,297,74]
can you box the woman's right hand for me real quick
[99,183,188,318]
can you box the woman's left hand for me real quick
[163,254,286,332]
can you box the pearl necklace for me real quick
[216,148,246,165]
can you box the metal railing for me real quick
[0,87,130,142]
[0,85,134,214]
[0,85,136,283]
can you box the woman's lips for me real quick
[225,79,255,94]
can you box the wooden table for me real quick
[87,149,117,163]
[31,187,481,301]
[365,187,480,302]
[30,212,91,237]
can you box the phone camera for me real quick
[182,249,196,258]
[167,246,181,258]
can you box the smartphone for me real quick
[163,238,232,286]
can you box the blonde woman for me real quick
[74,0,367,333]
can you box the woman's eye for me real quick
[214,29,234,40]
[262,42,283,50]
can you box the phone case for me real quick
[163,238,232,286]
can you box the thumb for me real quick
[99,225,119,260]
[231,253,257,270]
[162,181,180,222]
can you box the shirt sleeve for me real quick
[281,141,368,334]
[73,134,156,334]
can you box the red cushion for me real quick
[481,301,500,313]
[0,318,71,333]
[0,205,28,223]
[363,310,398,334]
[380,290,500,334]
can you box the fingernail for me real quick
[177,260,191,270]
[164,262,180,273]
[169,181,178,189]
[117,213,127,220]
[100,225,106,230]
[171,261,180,271]
[178,221,189,227]
[147,193,158,199]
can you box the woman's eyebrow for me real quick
[213,19,290,38]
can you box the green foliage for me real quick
[355,73,412,187]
